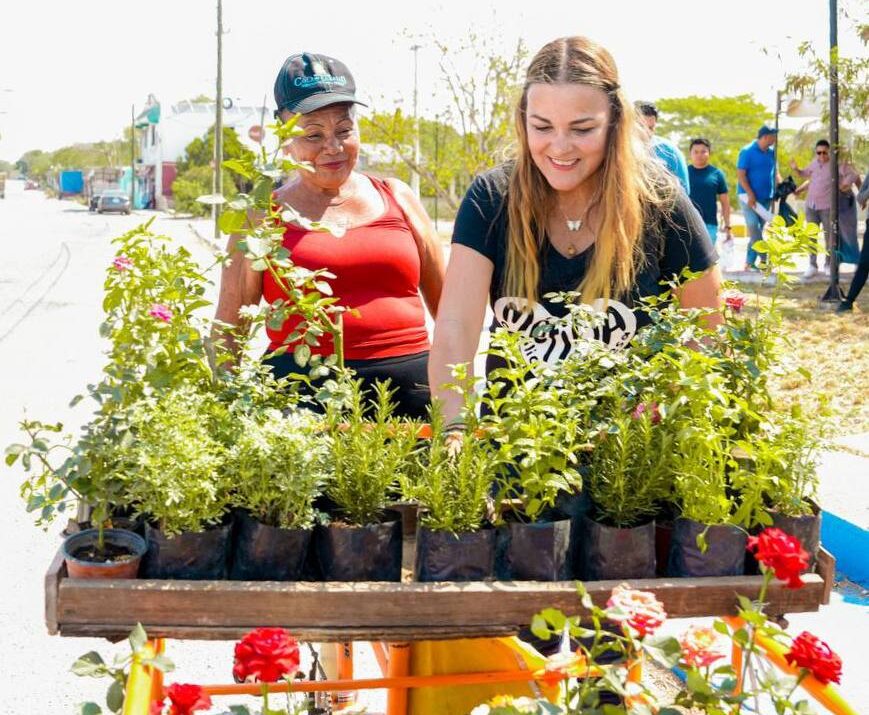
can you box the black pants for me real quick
[263,350,431,420]
[844,218,869,304]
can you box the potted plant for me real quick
[122,386,234,580]
[484,332,583,581]
[315,379,416,581]
[408,390,502,582]
[227,408,326,580]
[7,415,147,580]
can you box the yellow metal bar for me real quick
[122,640,164,715]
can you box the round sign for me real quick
[248,125,264,142]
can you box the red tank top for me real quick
[262,176,430,360]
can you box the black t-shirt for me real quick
[452,164,717,372]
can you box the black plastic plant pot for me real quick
[667,518,747,577]
[62,528,147,580]
[415,526,496,582]
[230,510,313,581]
[495,517,572,581]
[316,510,403,582]
[580,515,656,581]
[771,507,821,569]
[655,521,674,577]
[141,521,232,580]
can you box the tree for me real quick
[364,31,527,211]
[654,95,772,203]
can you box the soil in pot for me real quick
[316,509,403,582]
[63,528,147,579]
[580,514,656,581]
[416,526,496,582]
[230,510,313,581]
[667,518,747,577]
[771,507,821,569]
[495,514,571,581]
[141,521,232,580]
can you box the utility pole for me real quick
[773,90,782,180]
[130,104,136,208]
[213,0,224,240]
[410,44,421,198]
[821,0,842,303]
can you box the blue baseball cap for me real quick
[757,125,779,138]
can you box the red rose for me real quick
[722,289,748,313]
[785,631,842,685]
[233,627,300,683]
[164,683,212,715]
[746,527,809,589]
[149,700,164,715]
[606,584,667,638]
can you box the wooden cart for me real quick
[46,541,854,715]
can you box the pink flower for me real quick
[112,255,133,271]
[722,289,748,313]
[631,401,661,425]
[679,625,726,669]
[148,303,173,323]
[606,584,667,638]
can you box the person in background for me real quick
[636,101,690,194]
[737,125,781,271]
[836,154,862,266]
[687,137,731,246]
[838,169,869,312]
[791,139,837,278]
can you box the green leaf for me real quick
[530,614,551,641]
[229,707,253,715]
[71,651,107,677]
[75,704,103,715]
[538,607,566,631]
[713,620,730,636]
[643,635,682,669]
[106,679,124,713]
[145,654,176,673]
[294,344,312,367]
[128,623,147,653]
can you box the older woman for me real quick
[214,52,444,418]
[430,36,720,423]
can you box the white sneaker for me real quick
[802,265,818,279]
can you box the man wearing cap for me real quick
[737,125,780,271]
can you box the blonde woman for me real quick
[430,36,721,422]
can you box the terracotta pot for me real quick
[62,528,147,579]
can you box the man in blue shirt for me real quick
[636,102,690,194]
[737,125,780,270]
[688,137,731,246]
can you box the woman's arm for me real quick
[385,178,446,318]
[428,245,494,423]
[677,266,723,329]
[212,233,264,362]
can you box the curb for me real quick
[188,221,222,255]
[820,511,869,588]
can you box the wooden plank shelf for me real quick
[45,546,832,643]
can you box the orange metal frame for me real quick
[123,627,858,714]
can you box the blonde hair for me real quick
[505,36,676,306]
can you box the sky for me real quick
[0,0,864,163]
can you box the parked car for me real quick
[97,190,132,215]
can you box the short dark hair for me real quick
[635,101,658,118]
[815,139,830,149]
[690,137,711,151]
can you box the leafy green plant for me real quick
[120,386,231,536]
[483,327,585,523]
[322,378,417,526]
[228,409,326,529]
[408,382,501,534]
[71,623,174,715]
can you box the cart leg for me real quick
[724,616,745,695]
[332,641,355,711]
[385,642,411,715]
[123,639,165,715]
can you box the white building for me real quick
[136,95,276,209]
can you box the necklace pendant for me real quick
[566,243,576,256]
[566,219,583,231]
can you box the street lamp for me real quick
[410,44,421,198]
[213,0,224,240]
[821,0,843,304]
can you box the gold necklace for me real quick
[557,205,594,256]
